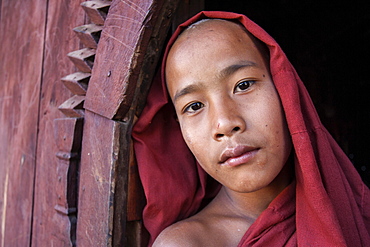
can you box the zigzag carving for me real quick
[54,1,112,245]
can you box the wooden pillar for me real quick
[77,0,180,246]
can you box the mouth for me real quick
[219,145,260,167]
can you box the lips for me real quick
[219,145,259,167]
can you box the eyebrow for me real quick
[173,61,258,103]
[173,84,200,103]
[218,60,257,79]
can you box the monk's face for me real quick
[166,20,292,193]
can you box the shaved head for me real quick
[178,19,270,66]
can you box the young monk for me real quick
[132,11,370,246]
[155,18,293,247]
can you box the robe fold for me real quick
[132,11,370,246]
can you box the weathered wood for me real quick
[0,0,47,246]
[58,95,85,118]
[76,110,129,246]
[53,117,83,245]
[73,24,103,49]
[31,0,86,246]
[54,118,84,158]
[79,0,180,246]
[67,48,95,73]
[81,0,111,25]
[54,117,83,209]
[84,0,180,120]
[61,72,91,96]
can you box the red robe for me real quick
[132,11,370,246]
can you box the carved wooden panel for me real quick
[68,48,96,73]
[45,1,113,246]
[73,24,103,49]
[58,95,86,118]
[61,72,90,96]
[45,1,112,246]
[81,0,111,25]
[31,0,87,246]
[84,0,179,120]
[78,0,181,246]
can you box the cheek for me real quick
[180,122,210,162]
[180,122,204,159]
[269,107,292,159]
[183,132,193,147]
[179,121,192,145]
[259,90,291,152]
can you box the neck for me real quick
[216,161,294,220]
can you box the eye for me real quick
[184,102,204,114]
[234,80,256,93]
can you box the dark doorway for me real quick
[205,1,370,186]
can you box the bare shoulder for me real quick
[152,218,206,247]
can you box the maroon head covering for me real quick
[132,11,370,246]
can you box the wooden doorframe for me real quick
[76,0,180,246]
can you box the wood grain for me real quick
[84,0,156,120]
[0,0,47,246]
[76,110,129,246]
[73,24,103,49]
[58,95,85,118]
[81,0,111,25]
[79,0,180,245]
[61,72,90,96]
[68,48,96,73]
[31,0,85,246]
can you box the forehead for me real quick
[169,19,254,57]
[165,20,268,93]
[179,19,247,41]
[166,20,266,70]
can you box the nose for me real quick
[211,99,246,141]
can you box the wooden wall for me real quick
[0,0,182,246]
[0,1,46,245]
[0,0,85,246]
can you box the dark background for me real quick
[204,1,370,186]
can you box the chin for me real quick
[231,182,271,194]
[224,170,283,194]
